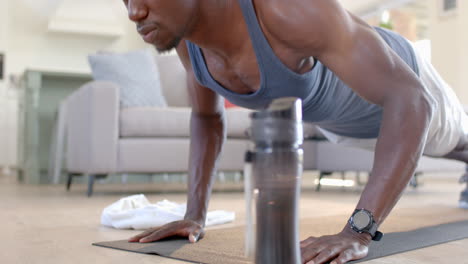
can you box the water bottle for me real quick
[244,97,303,264]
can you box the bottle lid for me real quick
[249,97,303,148]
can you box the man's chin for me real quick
[154,37,182,54]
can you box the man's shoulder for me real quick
[257,0,351,55]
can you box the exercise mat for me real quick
[93,207,468,263]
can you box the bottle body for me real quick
[252,148,303,264]
[244,97,304,264]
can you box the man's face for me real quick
[123,0,197,52]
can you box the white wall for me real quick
[8,0,149,75]
[429,0,468,104]
[0,0,151,168]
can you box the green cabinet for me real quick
[18,70,92,184]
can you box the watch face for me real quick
[353,211,371,230]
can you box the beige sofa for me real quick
[64,54,466,196]
[65,55,261,196]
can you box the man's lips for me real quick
[143,30,158,43]
[137,24,158,43]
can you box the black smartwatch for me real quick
[348,209,384,241]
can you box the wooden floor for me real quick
[1,171,468,264]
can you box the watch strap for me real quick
[369,222,378,236]
[368,223,384,241]
[372,231,384,241]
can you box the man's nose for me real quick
[127,0,148,22]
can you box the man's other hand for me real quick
[300,229,371,264]
[128,219,205,243]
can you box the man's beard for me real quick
[155,35,182,54]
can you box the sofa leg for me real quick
[87,175,95,197]
[409,173,422,189]
[66,173,81,191]
[66,173,74,191]
[316,172,333,192]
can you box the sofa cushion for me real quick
[120,107,254,138]
[120,107,191,138]
[88,49,167,108]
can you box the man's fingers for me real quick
[309,247,339,264]
[128,220,205,244]
[300,236,318,248]
[301,245,325,263]
[301,233,369,264]
[330,247,367,264]
[128,228,159,242]
[139,227,179,243]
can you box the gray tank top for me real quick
[186,0,419,138]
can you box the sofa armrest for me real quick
[65,81,120,174]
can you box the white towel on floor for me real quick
[101,194,236,230]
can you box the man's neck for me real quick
[185,0,247,59]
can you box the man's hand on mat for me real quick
[128,220,205,243]
[300,228,371,264]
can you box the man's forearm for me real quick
[354,92,434,228]
[184,111,226,225]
